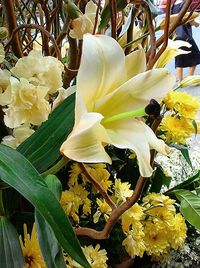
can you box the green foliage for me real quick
[170,144,193,168]
[150,165,171,193]
[17,94,75,173]
[174,189,200,231]
[0,216,24,268]
[0,144,90,268]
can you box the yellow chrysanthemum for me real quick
[112,178,133,205]
[19,223,45,268]
[143,222,170,257]
[60,184,91,222]
[122,228,146,258]
[142,193,175,212]
[66,244,108,268]
[121,203,144,233]
[68,163,112,191]
[160,115,194,144]
[163,91,200,119]
[93,198,112,223]
[168,213,187,250]
[86,164,112,191]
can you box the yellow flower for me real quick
[112,178,133,205]
[160,115,194,144]
[163,91,200,119]
[0,69,11,106]
[142,193,175,211]
[60,185,91,222]
[86,164,112,191]
[154,39,191,68]
[11,50,64,94]
[1,125,34,148]
[121,203,144,233]
[19,223,45,268]
[69,1,99,39]
[118,24,142,50]
[66,244,108,268]
[3,77,50,128]
[168,213,187,250]
[179,75,200,88]
[61,34,175,178]
[122,228,146,258]
[68,163,112,191]
[143,222,170,257]
[93,198,112,223]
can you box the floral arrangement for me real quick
[0,0,200,268]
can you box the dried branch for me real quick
[109,0,117,39]
[5,24,62,60]
[2,0,23,57]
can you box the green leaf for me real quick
[150,165,171,193]
[0,216,24,268]
[192,120,197,135]
[35,174,65,268]
[17,93,75,173]
[174,189,200,230]
[0,144,90,268]
[36,175,65,267]
[170,144,193,168]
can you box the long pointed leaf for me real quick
[0,216,24,268]
[0,144,90,268]
[17,93,75,173]
[35,175,65,268]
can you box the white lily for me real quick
[60,34,176,177]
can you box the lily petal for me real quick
[125,46,146,80]
[95,69,175,117]
[60,112,112,163]
[77,34,126,111]
[105,119,167,177]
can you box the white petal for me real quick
[77,34,126,111]
[60,112,112,163]
[95,69,176,117]
[125,46,146,80]
[105,119,154,177]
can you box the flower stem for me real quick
[101,108,147,124]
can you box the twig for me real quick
[93,0,101,35]
[79,163,117,210]
[2,0,23,57]
[109,0,117,39]
[146,0,171,69]
[5,24,62,60]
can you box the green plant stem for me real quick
[41,157,69,178]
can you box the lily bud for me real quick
[63,0,81,19]
[179,75,200,88]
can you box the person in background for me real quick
[171,0,200,82]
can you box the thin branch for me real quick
[146,0,171,69]
[109,0,117,39]
[2,0,23,57]
[5,24,62,60]
[79,163,117,210]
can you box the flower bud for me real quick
[179,75,200,88]
[0,27,8,40]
